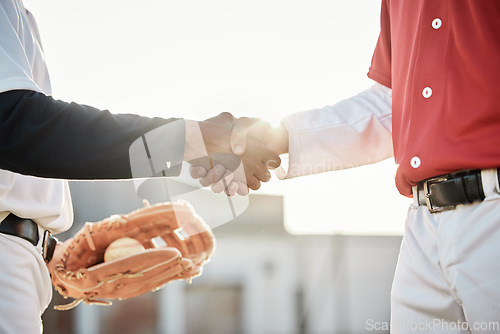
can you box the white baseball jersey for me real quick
[0,0,73,233]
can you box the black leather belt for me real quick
[0,214,57,263]
[415,169,498,213]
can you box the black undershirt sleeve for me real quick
[0,90,184,180]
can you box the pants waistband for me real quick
[0,214,57,263]
[412,168,500,213]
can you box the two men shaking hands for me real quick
[186,112,289,196]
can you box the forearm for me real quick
[279,83,393,179]
[0,90,184,179]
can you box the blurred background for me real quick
[43,182,402,334]
[21,0,413,332]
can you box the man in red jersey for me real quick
[201,1,500,332]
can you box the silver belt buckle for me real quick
[423,176,456,213]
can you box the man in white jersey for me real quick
[0,0,279,332]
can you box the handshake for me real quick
[185,112,289,196]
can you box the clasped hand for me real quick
[186,112,288,196]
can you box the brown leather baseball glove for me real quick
[46,200,215,310]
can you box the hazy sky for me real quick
[23,0,410,234]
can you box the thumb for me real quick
[230,117,273,155]
[230,117,252,155]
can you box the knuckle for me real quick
[211,186,223,193]
[266,158,281,169]
[235,117,252,130]
[219,112,235,121]
[200,178,213,187]
[237,116,250,123]
[249,180,261,190]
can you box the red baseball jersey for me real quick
[368,0,500,196]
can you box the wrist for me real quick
[184,120,208,162]
[268,123,289,155]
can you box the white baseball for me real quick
[104,237,145,262]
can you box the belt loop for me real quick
[496,168,500,194]
[412,185,419,205]
[480,169,500,199]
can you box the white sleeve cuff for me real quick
[277,83,393,179]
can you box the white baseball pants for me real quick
[0,233,52,334]
[391,170,500,333]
